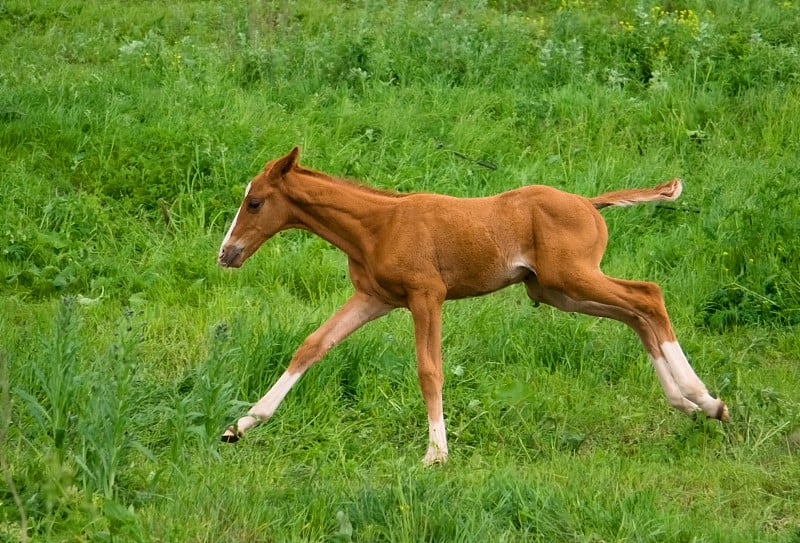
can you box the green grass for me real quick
[2,0,800,541]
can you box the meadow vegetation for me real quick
[1,0,799,541]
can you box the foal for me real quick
[218,147,728,465]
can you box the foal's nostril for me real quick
[218,246,230,266]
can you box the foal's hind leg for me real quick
[524,273,728,421]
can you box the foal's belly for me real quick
[443,262,530,300]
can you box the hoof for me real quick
[422,449,448,467]
[717,403,730,423]
[221,427,241,443]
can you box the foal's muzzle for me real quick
[218,244,244,268]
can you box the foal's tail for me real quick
[589,178,682,209]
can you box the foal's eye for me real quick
[247,198,262,211]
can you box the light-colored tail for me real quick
[589,178,683,209]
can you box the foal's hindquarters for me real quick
[517,189,729,422]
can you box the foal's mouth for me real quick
[218,245,244,268]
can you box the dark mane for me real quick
[296,166,409,199]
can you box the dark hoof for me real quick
[221,427,241,443]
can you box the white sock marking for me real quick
[660,341,718,412]
[661,342,703,389]
[423,414,448,464]
[231,370,302,435]
[648,353,699,414]
[250,370,302,419]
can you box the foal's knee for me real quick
[287,338,327,373]
[417,364,443,394]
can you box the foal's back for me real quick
[369,184,602,300]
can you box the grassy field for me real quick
[2,0,800,541]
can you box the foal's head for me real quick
[218,147,299,268]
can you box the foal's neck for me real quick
[284,169,398,261]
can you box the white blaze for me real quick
[220,181,251,249]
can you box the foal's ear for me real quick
[276,146,300,175]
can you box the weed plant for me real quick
[1,0,799,541]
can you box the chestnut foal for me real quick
[218,147,728,465]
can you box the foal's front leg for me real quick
[408,292,448,465]
[222,292,392,441]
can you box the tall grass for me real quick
[2,0,799,541]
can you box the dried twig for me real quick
[159,198,174,233]
[435,141,497,170]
